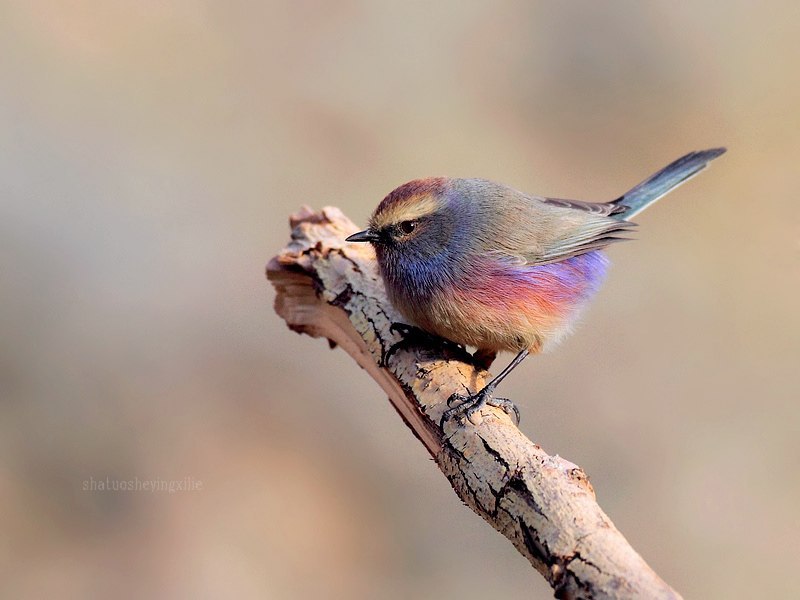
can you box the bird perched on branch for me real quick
[347,148,726,423]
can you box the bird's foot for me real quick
[442,385,520,426]
[381,322,475,367]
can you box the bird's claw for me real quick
[442,387,520,426]
[486,396,521,425]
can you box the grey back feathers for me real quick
[448,148,725,266]
[541,197,627,217]
[448,178,633,267]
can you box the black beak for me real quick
[346,229,381,243]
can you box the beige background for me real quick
[1,2,798,598]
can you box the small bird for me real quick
[347,148,726,423]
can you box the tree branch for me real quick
[266,206,682,600]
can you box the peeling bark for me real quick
[267,206,681,600]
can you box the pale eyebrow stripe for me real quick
[370,194,443,228]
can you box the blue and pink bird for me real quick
[347,149,726,422]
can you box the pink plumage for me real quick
[434,252,609,352]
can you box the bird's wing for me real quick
[540,197,625,217]
[480,192,636,267]
[461,179,636,267]
[529,212,635,265]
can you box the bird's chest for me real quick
[379,251,458,326]
[380,250,610,351]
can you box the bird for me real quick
[346,148,726,423]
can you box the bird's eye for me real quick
[399,220,416,234]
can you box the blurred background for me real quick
[1,1,798,598]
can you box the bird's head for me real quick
[346,177,458,268]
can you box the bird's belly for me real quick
[401,252,609,353]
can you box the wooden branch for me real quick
[267,206,682,600]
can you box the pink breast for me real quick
[443,252,609,349]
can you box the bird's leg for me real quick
[472,348,498,371]
[443,349,530,425]
[381,323,474,367]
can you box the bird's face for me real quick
[346,178,457,272]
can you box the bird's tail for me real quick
[612,148,726,219]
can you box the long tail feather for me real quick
[613,148,726,219]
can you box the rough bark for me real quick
[266,206,682,600]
